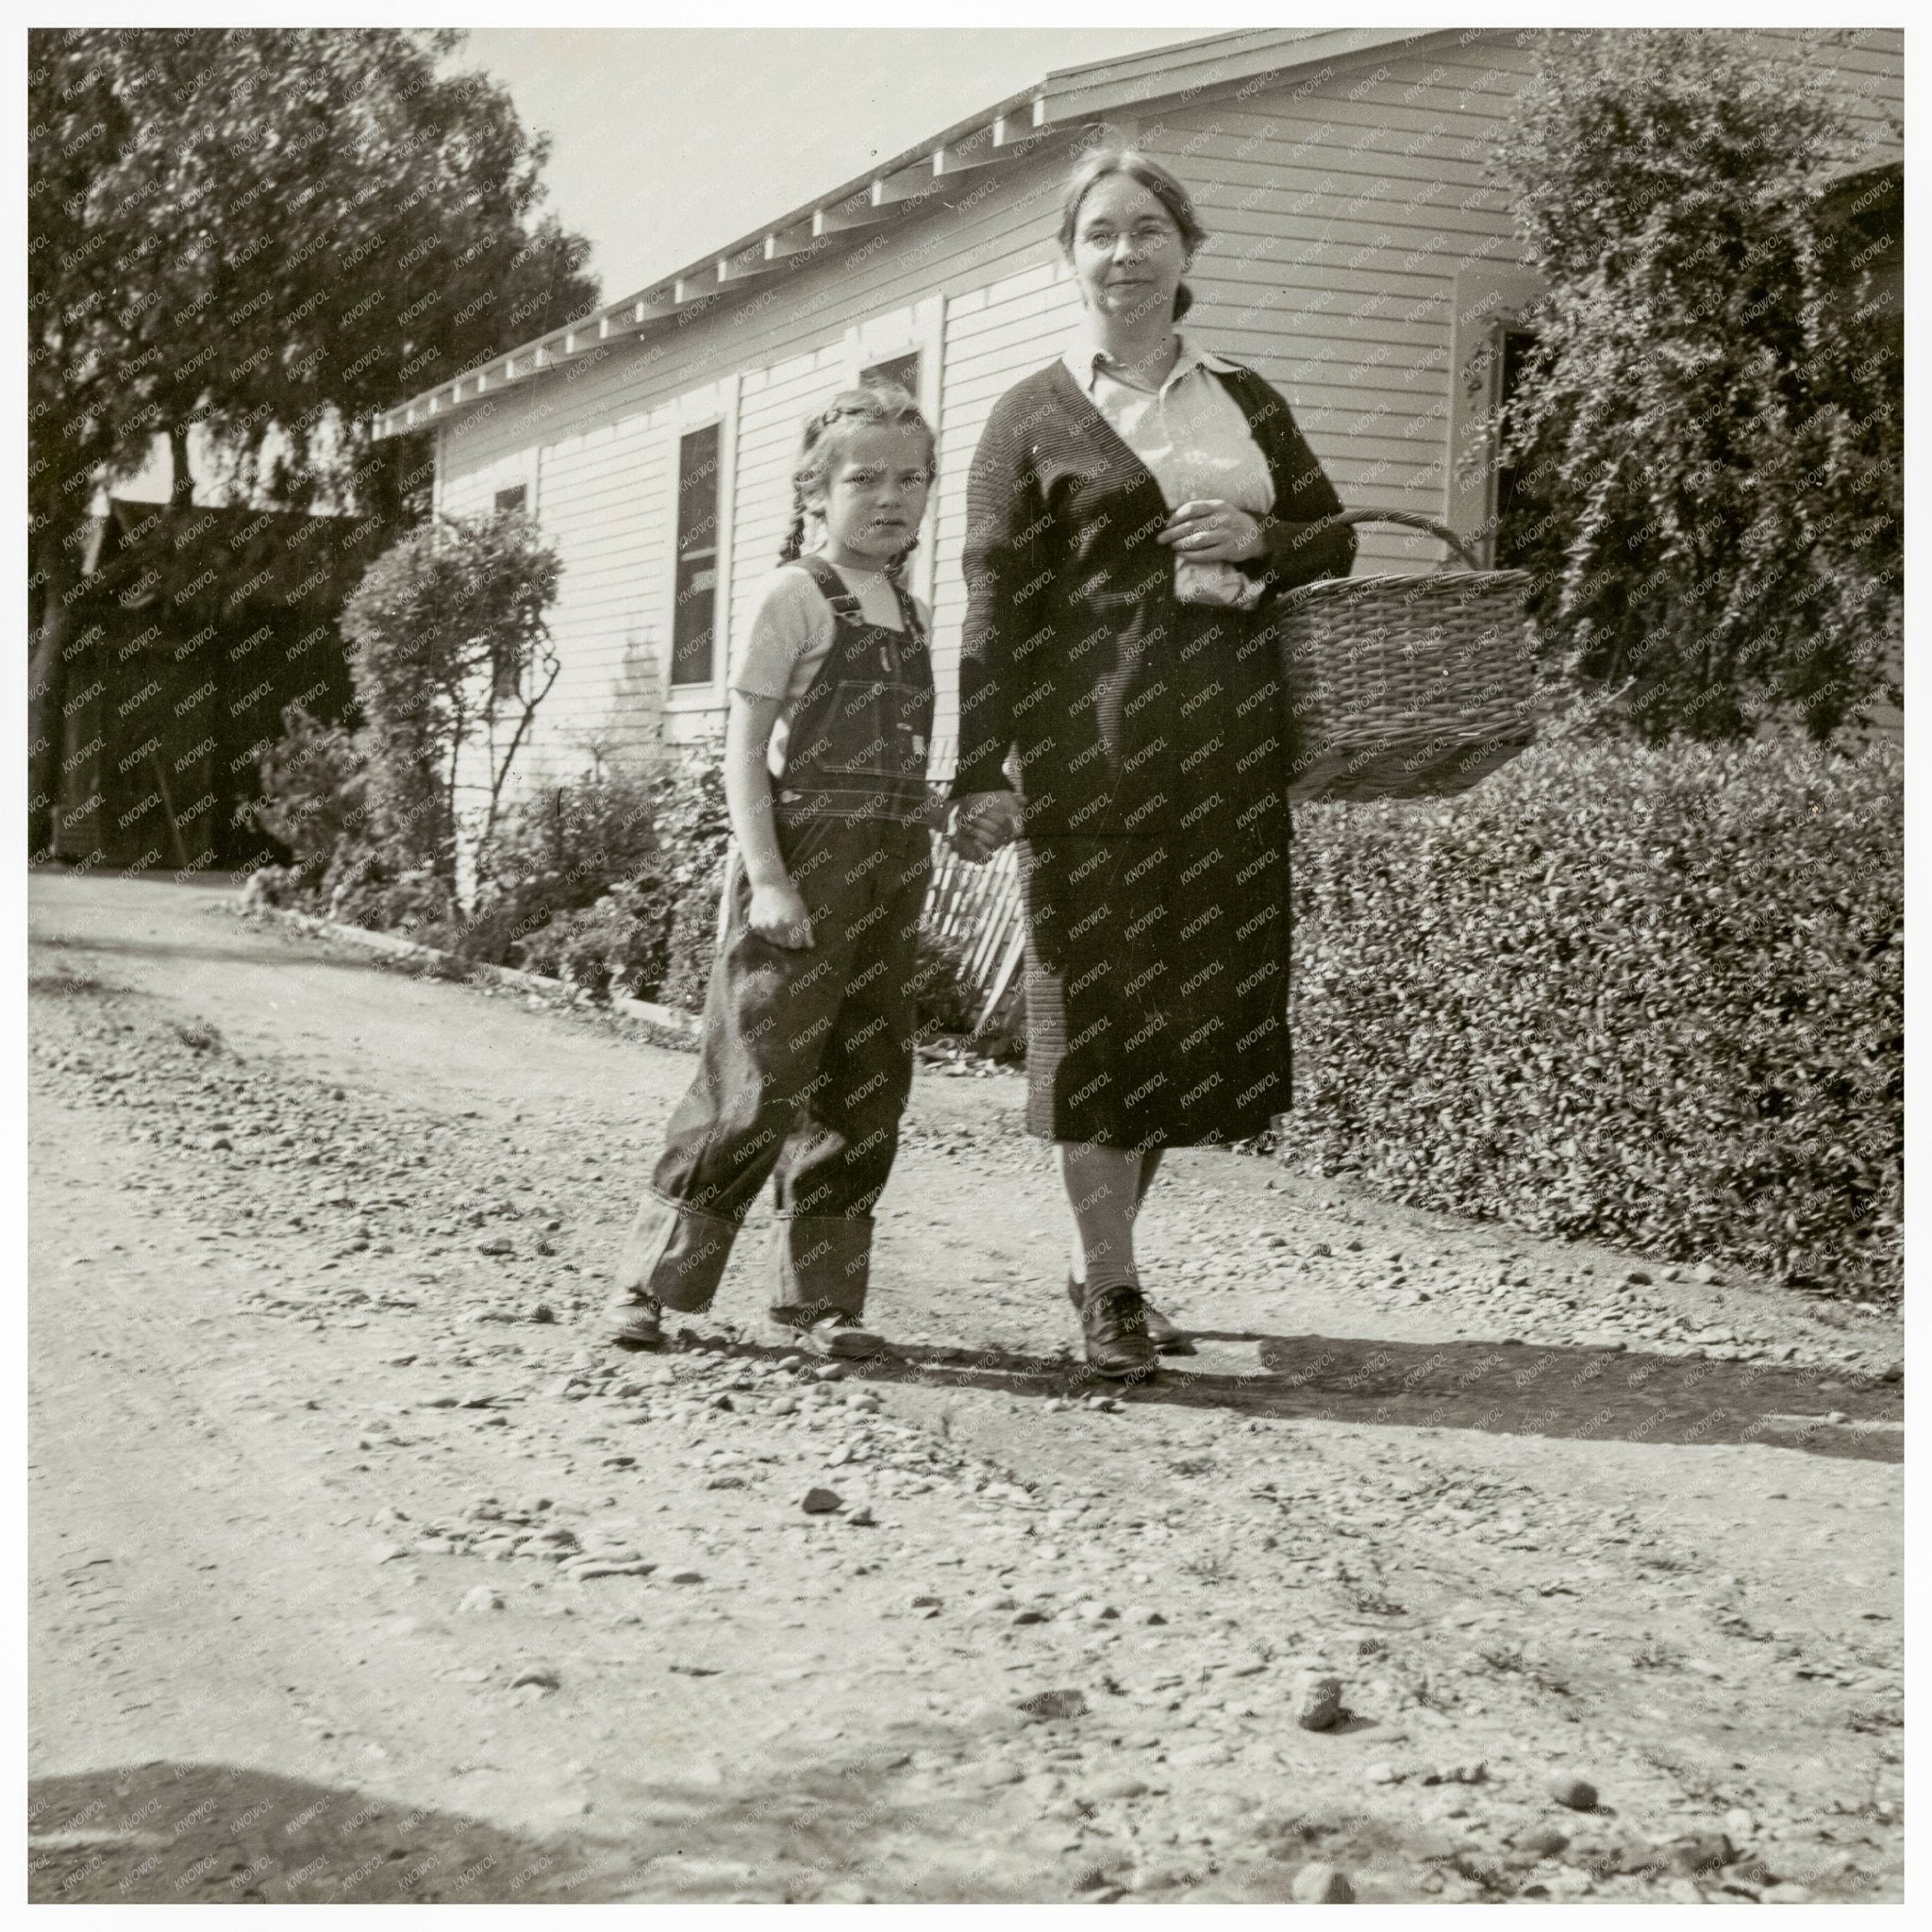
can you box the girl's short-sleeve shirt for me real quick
[729,558,930,779]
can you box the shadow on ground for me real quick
[28,1762,627,1904]
[35,1730,1341,1904]
[30,931,403,977]
[26,1748,1010,1904]
[653,1333,1902,1464]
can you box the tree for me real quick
[336,510,562,897]
[1487,29,1903,742]
[27,27,599,849]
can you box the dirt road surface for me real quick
[27,873,1904,1904]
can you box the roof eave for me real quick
[371,25,1461,440]
[370,95,1085,441]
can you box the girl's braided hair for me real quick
[778,379,936,586]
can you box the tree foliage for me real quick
[27,26,598,840]
[1487,29,1902,741]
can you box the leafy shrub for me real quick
[1488,30,1902,741]
[241,862,303,912]
[637,757,731,1010]
[503,756,729,1005]
[655,875,724,1012]
[248,704,369,891]
[910,927,978,1038]
[517,872,678,995]
[337,509,562,889]
[458,775,664,967]
[1286,735,1902,1296]
[331,864,457,939]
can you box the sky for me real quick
[450,27,1205,304]
[115,24,1196,501]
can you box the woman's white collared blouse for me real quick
[1060,334,1277,608]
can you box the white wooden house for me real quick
[373,25,1903,794]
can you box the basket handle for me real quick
[1326,508,1486,573]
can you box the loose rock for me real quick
[1291,1862,1355,1903]
[1668,1834,1736,1876]
[1515,1826,1569,1859]
[801,1486,843,1515]
[1549,1774,1598,1811]
[1295,1673,1344,1731]
[1018,1689,1087,1723]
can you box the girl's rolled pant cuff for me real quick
[614,1191,737,1313]
[771,1214,873,1320]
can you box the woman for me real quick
[948,147,1356,1379]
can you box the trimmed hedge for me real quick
[1286,735,1902,1297]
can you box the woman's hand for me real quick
[746,879,814,949]
[948,791,1023,864]
[1158,498,1266,563]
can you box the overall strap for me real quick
[890,576,927,646]
[791,553,867,627]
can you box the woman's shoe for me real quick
[1074,1281,1159,1381]
[1067,1276,1192,1354]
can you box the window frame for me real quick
[661,380,740,709]
[1447,264,1548,569]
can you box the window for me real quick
[861,351,921,398]
[494,484,527,513]
[670,422,723,687]
[1490,326,1540,568]
[1448,265,1547,566]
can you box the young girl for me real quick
[608,383,941,1357]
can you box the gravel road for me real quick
[27,873,1903,1904]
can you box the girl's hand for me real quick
[948,791,1022,864]
[1158,499,1266,562]
[747,880,814,949]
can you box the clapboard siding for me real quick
[927,259,1082,755]
[1146,31,1533,557]
[432,24,1901,787]
[728,345,846,674]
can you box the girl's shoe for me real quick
[1074,1281,1159,1381]
[1067,1275,1192,1354]
[773,1304,887,1360]
[608,1291,666,1346]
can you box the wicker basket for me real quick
[1275,508,1539,803]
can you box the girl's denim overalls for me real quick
[615,556,936,1323]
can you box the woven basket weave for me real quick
[1275,509,1539,803]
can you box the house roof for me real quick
[371,25,1447,440]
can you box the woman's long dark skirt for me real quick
[1016,813,1290,1149]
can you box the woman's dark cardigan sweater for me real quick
[950,356,1357,832]
[951,356,1354,1143]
